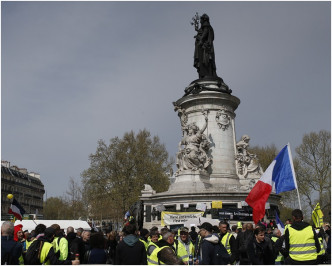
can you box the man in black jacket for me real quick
[155,231,184,265]
[247,227,275,265]
[198,222,230,265]
[189,226,198,244]
[115,224,147,264]
[236,223,254,265]
[69,228,85,261]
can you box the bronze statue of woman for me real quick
[193,14,218,79]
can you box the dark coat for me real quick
[247,236,275,265]
[86,248,107,264]
[1,235,22,265]
[69,236,85,261]
[236,230,254,264]
[156,239,184,265]
[220,232,237,263]
[115,235,147,265]
[200,234,229,265]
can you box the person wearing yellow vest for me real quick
[271,228,285,264]
[316,227,327,264]
[147,230,160,264]
[148,231,184,265]
[284,209,320,265]
[173,227,195,264]
[27,227,79,265]
[218,221,237,264]
[139,228,150,250]
[51,224,69,261]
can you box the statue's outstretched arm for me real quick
[199,116,208,134]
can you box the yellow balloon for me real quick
[7,194,13,199]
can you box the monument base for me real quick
[140,184,281,229]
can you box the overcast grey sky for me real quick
[2,1,331,198]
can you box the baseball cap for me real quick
[179,227,189,233]
[198,222,213,232]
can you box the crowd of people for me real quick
[1,209,331,265]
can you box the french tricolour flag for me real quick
[8,198,26,221]
[275,211,285,235]
[245,144,297,224]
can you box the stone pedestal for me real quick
[173,87,240,191]
[140,80,281,229]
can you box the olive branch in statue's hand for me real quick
[191,12,200,31]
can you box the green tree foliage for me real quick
[81,129,173,221]
[43,177,86,220]
[248,144,278,171]
[43,197,70,219]
[295,130,331,222]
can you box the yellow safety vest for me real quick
[148,246,169,265]
[147,242,159,261]
[40,242,53,265]
[271,236,284,262]
[318,237,325,256]
[220,232,232,255]
[52,237,68,260]
[285,224,291,230]
[140,238,149,250]
[26,240,33,250]
[174,240,194,262]
[288,226,317,261]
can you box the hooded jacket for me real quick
[200,234,229,265]
[284,221,320,264]
[115,234,147,265]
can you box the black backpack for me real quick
[238,231,250,253]
[24,239,44,265]
[212,237,230,265]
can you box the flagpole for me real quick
[287,143,302,210]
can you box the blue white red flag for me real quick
[245,144,297,224]
[275,211,285,235]
[8,198,26,221]
[124,211,130,219]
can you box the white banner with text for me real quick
[161,211,204,226]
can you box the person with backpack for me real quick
[1,221,22,265]
[236,222,254,265]
[25,227,79,265]
[247,226,275,265]
[51,224,69,261]
[198,222,230,265]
